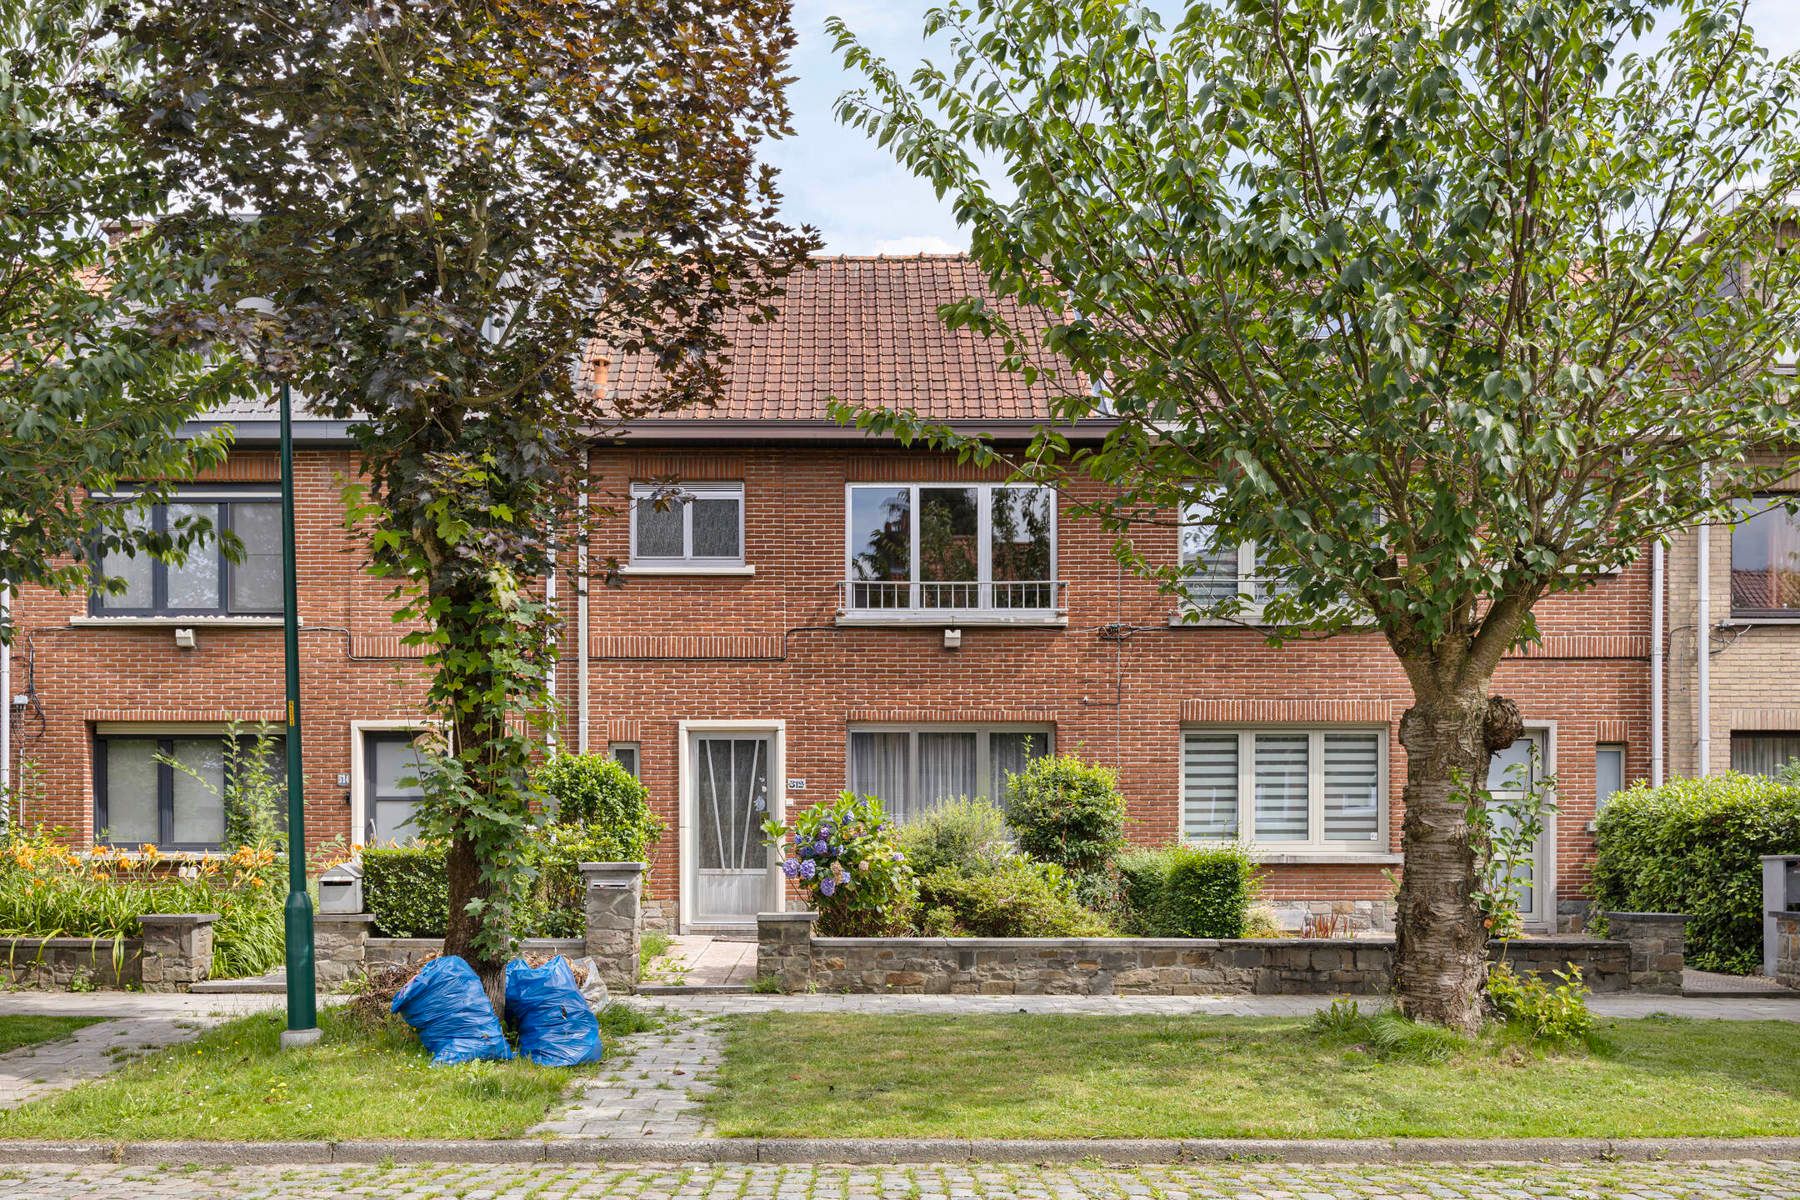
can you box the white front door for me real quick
[685,730,777,929]
[1487,732,1552,930]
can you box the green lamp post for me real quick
[276,376,319,1049]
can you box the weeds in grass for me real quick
[1308,999,1467,1063]
[597,1003,662,1040]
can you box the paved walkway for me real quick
[640,990,1800,1020]
[533,1016,719,1139]
[2,1159,1797,1199]
[0,994,288,1110]
[648,936,756,988]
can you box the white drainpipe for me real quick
[545,517,558,757]
[576,449,591,755]
[0,582,10,807]
[1651,539,1664,786]
[1696,518,1711,777]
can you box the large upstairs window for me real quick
[842,483,1060,619]
[1178,498,1285,614]
[1731,495,1800,617]
[90,490,284,618]
[848,724,1053,822]
[629,482,745,569]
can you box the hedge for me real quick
[360,845,448,938]
[1592,772,1800,974]
[1116,842,1258,938]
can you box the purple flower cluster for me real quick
[782,818,853,897]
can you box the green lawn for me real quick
[0,1015,101,1056]
[703,1013,1800,1139]
[0,1005,626,1141]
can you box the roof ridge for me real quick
[812,252,972,262]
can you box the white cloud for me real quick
[867,235,963,256]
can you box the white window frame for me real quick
[608,741,641,777]
[842,482,1060,619]
[628,482,746,570]
[1181,725,1389,855]
[349,719,440,848]
[1595,743,1626,810]
[1176,500,1281,620]
[846,723,1055,816]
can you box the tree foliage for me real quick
[0,0,245,638]
[115,0,817,977]
[830,0,1800,1027]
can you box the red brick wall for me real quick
[9,441,1650,926]
[7,450,432,857]
[576,444,1650,923]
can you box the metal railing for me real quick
[839,579,1068,615]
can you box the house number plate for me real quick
[786,778,807,791]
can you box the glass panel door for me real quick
[1486,733,1548,927]
[692,734,773,925]
[365,732,427,846]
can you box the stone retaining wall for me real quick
[759,912,1656,996]
[317,861,644,990]
[1776,913,1800,991]
[0,936,143,989]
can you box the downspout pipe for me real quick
[1697,517,1711,776]
[545,518,558,757]
[576,449,591,755]
[0,581,10,814]
[1651,539,1664,786]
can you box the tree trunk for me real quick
[442,825,501,993]
[1393,688,1524,1032]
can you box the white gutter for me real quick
[545,518,558,757]
[576,449,591,755]
[1651,539,1664,786]
[1696,518,1711,776]
[0,582,10,809]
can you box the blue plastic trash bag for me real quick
[504,955,604,1067]
[391,955,515,1065]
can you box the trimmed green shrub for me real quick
[1592,772,1800,974]
[532,753,661,860]
[1116,843,1258,938]
[1004,752,1127,902]
[897,798,1014,878]
[520,753,662,937]
[361,845,448,938]
[915,857,1113,937]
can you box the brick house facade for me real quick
[3,256,1653,933]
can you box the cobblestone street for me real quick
[2,1159,1796,1199]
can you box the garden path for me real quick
[635,989,1800,1020]
[645,936,756,989]
[0,995,286,1110]
[532,1014,718,1139]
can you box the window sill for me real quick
[837,611,1068,629]
[617,564,756,577]
[1248,851,1402,866]
[69,615,293,629]
[1723,615,1800,626]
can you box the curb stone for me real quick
[4,1137,1800,1165]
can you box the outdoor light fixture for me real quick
[237,297,319,1050]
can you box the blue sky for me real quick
[768,0,1800,254]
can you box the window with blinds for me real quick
[1181,728,1386,851]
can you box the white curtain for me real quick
[850,731,911,817]
[917,731,977,815]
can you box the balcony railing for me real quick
[838,579,1069,622]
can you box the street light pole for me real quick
[277,377,319,1048]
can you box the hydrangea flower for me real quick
[819,875,837,897]
[799,858,817,880]
[781,858,800,879]
[813,837,830,855]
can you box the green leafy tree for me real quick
[832,0,1800,1028]
[0,0,246,639]
[114,0,817,986]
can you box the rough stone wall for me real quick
[358,936,587,975]
[137,913,217,993]
[580,862,643,991]
[1605,911,1689,994]
[1777,913,1800,990]
[0,937,141,989]
[758,914,1638,996]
